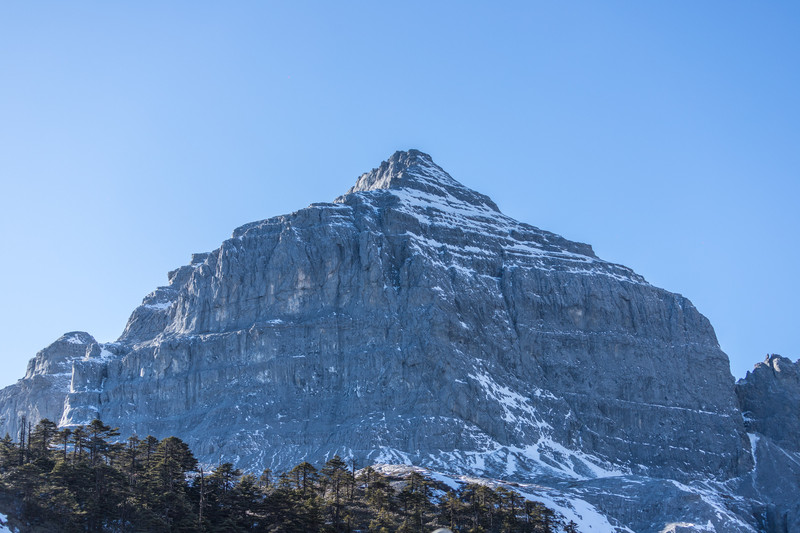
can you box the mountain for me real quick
[1,150,797,532]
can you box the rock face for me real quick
[735,355,800,532]
[0,149,795,532]
[0,332,97,438]
[736,354,800,452]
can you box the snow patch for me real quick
[426,471,462,491]
[143,301,173,311]
[64,334,86,344]
[748,433,759,470]
[660,522,715,533]
[467,370,556,429]
[389,467,633,533]
[668,481,757,532]
[83,346,116,363]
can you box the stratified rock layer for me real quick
[1,150,790,532]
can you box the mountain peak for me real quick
[346,149,443,192]
[339,149,500,212]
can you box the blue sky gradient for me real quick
[1,2,798,387]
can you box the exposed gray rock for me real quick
[0,149,793,531]
[736,354,800,453]
[736,433,800,533]
[0,332,96,438]
[24,331,95,379]
[734,355,800,532]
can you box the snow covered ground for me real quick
[0,511,13,533]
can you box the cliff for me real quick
[1,150,795,532]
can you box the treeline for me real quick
[0,418,578,532]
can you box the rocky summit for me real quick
[1,150,797,532]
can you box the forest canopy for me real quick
[0,418,577,532]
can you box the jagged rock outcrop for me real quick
[0,149,794,532]
[734,355,800,533]
[736,354,800,452]
[0,332,97,437]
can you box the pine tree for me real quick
[0,433,17,473]
[231,473,261,530]
[119,435,141,487]
[259,467,273,491]
[57,427,72,462]
[17,415,27,465]
[71,426,88,463]
[140,435,159,470]
[86,419,120,466]
[140,436,198,531]
[196,465,207,530]
[204,462,242,528]
[45,460,87,530]
[439,490,465,531]
[264,484,308,532]
[28,418,59,463]
[321,455,349,529]
[361,467,394,528]
[496,486,525,533]
[288,461,319,497]
[398,471,432,532]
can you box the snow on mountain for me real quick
[0,150,796,531]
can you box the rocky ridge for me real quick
[0,150,797,532]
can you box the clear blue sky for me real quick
[1,2,798,388]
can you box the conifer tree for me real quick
[398,471,432,531]
[0,417,570,533]
[71,426,87,463]
[120,435,141,487]
[439,490,465,531]
[57,427,72,462]
[86,419,120,466]
[259,467,273,491]
[17,415,26,465]
[204,462,242,528]
[0,433,17,473]
[231,473,261,530]
[29,418,58,463]
[140,436,198,531]
[321,454,349,529]
[288,461,319,497]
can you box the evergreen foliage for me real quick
[0,418,572,532]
